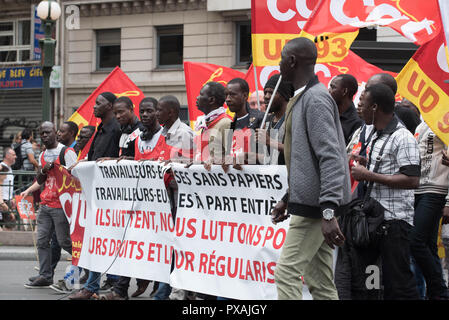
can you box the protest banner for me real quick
[169,164,290,300]
[71,160,174,283]
[54,165,87,266]
[15,195,36,220]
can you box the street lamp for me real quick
[36,0,61,122]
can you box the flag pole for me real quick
[260,74,282,128]
[253,64,261,111]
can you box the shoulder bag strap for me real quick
[362,129,396,203]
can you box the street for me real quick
[0,259,155,300]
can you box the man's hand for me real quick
[322,218,345,249]
[349,154,367,167]
[271,200,289,225]
[255,129,270,146]
[20,189,30,198]
[442,150,449,167]
[351,161,371,181]
[68,159,85,172]
[42,162,54,175]
[442,206,449,224]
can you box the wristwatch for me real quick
[322,208,335,221]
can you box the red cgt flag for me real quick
[67,67,145,159]
[251,0,320,66]
[244,50,397,106]
[300,0,443,63]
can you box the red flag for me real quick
[184,61,246,129]
[251,0,320,66]
[244,50,397,105]
[397,29,449,145]
[68,67,145,158]
[300,0,443,63]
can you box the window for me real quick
[156,25,183,68]
[96,29,121,71]
[236,21,251,66]
[0,20,31,63]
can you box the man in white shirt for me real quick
[0,147,17,230]
[157,95,194,158]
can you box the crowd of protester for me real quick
[1,36,449,300]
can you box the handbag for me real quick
[348,129,396,249]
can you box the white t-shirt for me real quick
[38,143,77,168]
[1,162,14,201]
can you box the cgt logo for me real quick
[268,0,437,43]
[267,0,317,29]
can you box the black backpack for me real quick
[11,142,25,170]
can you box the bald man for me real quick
[270,37,351,300]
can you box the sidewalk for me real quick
[0,245,71,261]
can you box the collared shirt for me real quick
[88,117,121,161]
[162,118,194,151]
[365,117,421,225]
[294,85,306,97]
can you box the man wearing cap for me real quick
[256,74,294,165]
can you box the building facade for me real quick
[0,0,44,149]
[61,0,253,124]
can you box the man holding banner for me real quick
[194,82,232,166]
[271,37,351,300]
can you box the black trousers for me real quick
[379,220,419,300]
[113,276,150,297]
[336,219,419,300]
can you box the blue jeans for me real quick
[410,193,448,299]
[83,271,119,293]
[152,282,172,300]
